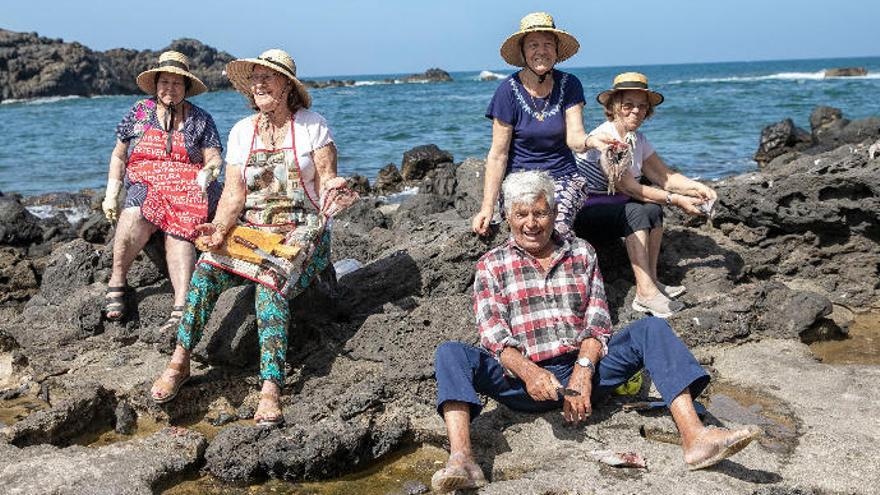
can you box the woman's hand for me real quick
[695,183,717,202]
[193,222,227,251]
[672,194,705,216]
[472,207,494,236]
[586,132,621,152]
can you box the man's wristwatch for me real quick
[576,356,595,373]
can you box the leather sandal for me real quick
[254,391,284,427]
[150,361,190,404]
[104,285,129,321]
[159,305,185,333]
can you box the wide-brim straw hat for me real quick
[500,12,580,67]
[136,51,208,98]
[225,49,312,109]
[597,72,664,107]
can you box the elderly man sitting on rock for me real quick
[431,170,759,492]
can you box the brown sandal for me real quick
[254,391,284,427]
[150,362,190,404]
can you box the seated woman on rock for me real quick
[573,72,717,318]
[149,49,357,426]
[472,11,615,238]
[101,51,223,328]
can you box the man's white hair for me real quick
[502,170,556,214]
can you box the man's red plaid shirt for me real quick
[474,235,613,362]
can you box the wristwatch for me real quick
[665,192,673,205]
[576,356,595,373]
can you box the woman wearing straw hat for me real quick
[149,49,357,426]
[472,12,616,238]
[101,50,223,329]
[573,72,717,318]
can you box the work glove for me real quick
[101,179,124,223]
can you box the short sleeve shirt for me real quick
[115,98,222,164]
[575,121,656,194]
[486,69,585,179]
[226,108,334,202]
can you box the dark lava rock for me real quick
[114,400,137,435]
[0,197,44,245]
[0,29,234,102]
[809,105,845,142]
[421,162,458,200]
[374,164,405,196]
[400,144,454,181]
[78,212,111,244]
[753,118,812,167]
[392,194,453,229]
[824,67,867,77]
[400,68,453,83]
[0,427,207,495]
[0,247,39,304]
[7,383,114,447]
[348,174,372,196]
[39,238,105,305]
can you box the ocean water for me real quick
[2,56,879,196]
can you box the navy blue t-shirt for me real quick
[486,70,585,178]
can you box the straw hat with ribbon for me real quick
[136,51,208,98]
[225,49,312,109]
[597,72,665,107]
[500,12,580,67]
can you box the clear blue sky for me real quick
[4,0,879,77]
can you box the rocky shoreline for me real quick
[0,106,878,494]
[0,29,453,102]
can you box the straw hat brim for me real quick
[225,58,312,109]
[500,28,580,67]
[136,67,208,98]
[597,88,665,107]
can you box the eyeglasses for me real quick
[249,73,277,85]
[621,101,650,112]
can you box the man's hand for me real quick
[562,365,593,424]
[522,367,563,402]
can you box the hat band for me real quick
[258,57,296,79]
[613,81,649,90]
[522,21,556,31]
[158,60,190,71]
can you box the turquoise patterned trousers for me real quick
[176,230,332,387]
[177,263,290,386]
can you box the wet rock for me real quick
[6,383,114,447]
[400,144,454,181]
[753,118,812,167]
[0,427,207,495]
[114,400,137,435]
[0,197,43,245]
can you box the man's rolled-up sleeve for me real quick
[474,261,524,357]
[577,249,613,356]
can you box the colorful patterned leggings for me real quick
[177,263,290,387]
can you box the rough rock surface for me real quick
[0,428,207,495]
[0,29,235,102]
[0,115,877,493]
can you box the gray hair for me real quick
[502,171,556,214]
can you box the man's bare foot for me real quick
[431,452,487,493]
[683,425,761,470]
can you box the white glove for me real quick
[869,142,880,160]
[196,163,221,193]
[101,179,124,223]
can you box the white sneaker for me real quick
[632,292,684,318]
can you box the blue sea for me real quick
[2,56,880,196]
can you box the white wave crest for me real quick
[25,205,92,225]
[1,95,85,105]
[667,70,879,85]
[477,70,507,81]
